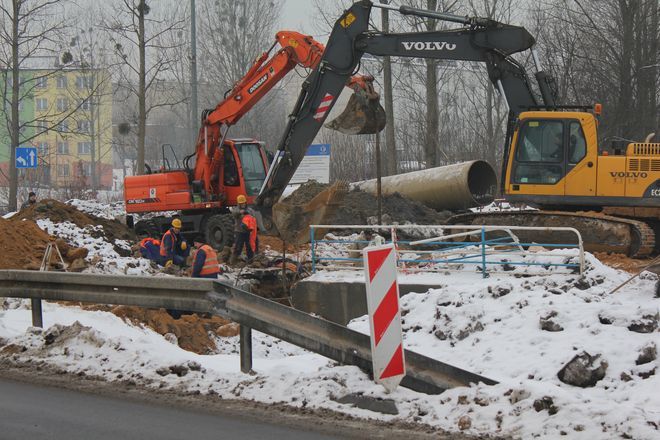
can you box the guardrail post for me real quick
[239,324,253,373]
[480,227,488,278]
[31,298,43,328]
[310,226,317,274]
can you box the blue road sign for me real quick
[16,147,37,169]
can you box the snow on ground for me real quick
[35,218,156,275]
[66,199,126,220]
[470,200,537,213]
[1,249,657,439]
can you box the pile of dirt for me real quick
[109,306,239,354]
[594,252,657,274]
[18,199,135,255]
[0,217,51,269]
[283,181,451,226]
[0,217,90,270]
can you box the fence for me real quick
[310,224,584,277]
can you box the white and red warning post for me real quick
[363,243,406,393]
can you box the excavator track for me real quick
[448,210,656,258]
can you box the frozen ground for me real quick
[0,249,657,439]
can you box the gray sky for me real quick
[281,0,319,35]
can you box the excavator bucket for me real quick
[272,182,349,245]
[325,88,387,135]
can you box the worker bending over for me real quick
[160,218,189,266]
[139,237,162,263]
[191,240,221,278]
[231,194,258,263]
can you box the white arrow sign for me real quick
[17,157,27,166]
[29,150,35,166]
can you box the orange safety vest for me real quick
[197,244,220,276]
[140,237,160,248]
[241,214,258,252]
[159,230,175,257]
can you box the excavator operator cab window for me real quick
[223,145,239,186]
[513,120,564,185]
[235,143,267,196]
[568,121,586,164]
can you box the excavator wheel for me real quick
[204,214,235,250]
[325,89,386,135]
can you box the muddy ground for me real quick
[0,359,488,440]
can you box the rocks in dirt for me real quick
[573,278,592,290]
[533,396,559,415]
[156,361,203,377]
[68,258,88,272]
[66,247,89,261]
[488,283,512,298]
[540,310,564,332]
[163,333,178,345]
[457,415,472,430]
[627,313,658,334]
[557,351,608,387]
[635,342,657,365]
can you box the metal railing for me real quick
[310,224,584,277]
[0,270,496,394]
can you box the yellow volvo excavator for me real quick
[288,1,658,256]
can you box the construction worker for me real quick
[190,240,221,278]
[139,237,162,263]
[160,218,189,266]
[20,192,37,210]
[232,195,258,262]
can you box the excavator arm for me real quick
[191,30,383,199]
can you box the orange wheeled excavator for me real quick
[123,31,385,249]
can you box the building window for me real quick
[37,142,49,156]
[57,120,69,133]
[35,98,48,111]
[77,141,92,154]
[77,120,91,133]
[76,76,93,89]
[57,141,69,154]
[80,98,91,111]
[78,162,92,176]
[56,76,67,89]
[57,164,70,177]
[56,98,69,112]
[35,76,48,88]
[35,120,48,132]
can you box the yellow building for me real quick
[29,68,113,189]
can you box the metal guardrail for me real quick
[0,270,496,394]
[310,224,584,277]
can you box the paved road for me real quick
[0,378,340,440]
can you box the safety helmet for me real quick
[171,218,182,229]
[237,194,247,204]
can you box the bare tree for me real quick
[196,0,286,147]
[104,0,186,175]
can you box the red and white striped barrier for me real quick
[313,93,334,121]
[363,243,406,393]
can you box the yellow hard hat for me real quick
[237,195,247,204]
[180,241,187,250]
[172,218,182,229]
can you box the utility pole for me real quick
[190,0,198,142]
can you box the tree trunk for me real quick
[424,0,439,169]
[137,0,147,175]
[381,3,397,175]
[618,0,635,139]
[8,0,20,211]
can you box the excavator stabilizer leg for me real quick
[325,89,386,135]
[272,182,349,245]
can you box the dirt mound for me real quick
[110,306,239,354]
[18,199,135,255]
[283,181,451,226]
[594,252,656,274]
[0,217,51,269]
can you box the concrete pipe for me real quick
[353,160,497,211]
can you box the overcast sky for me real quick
[281,0,319,35]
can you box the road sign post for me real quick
[15,147,38,169]
[363,243,405,393]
